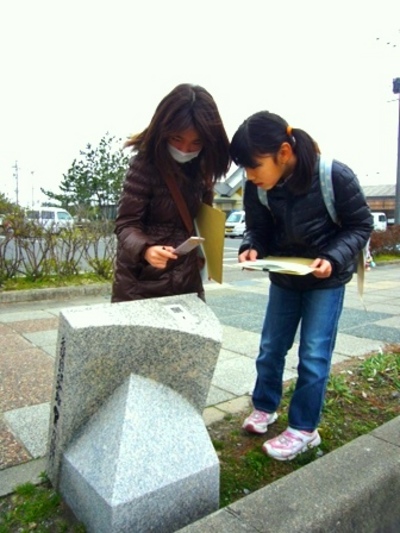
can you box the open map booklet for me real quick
[238,256,315,276]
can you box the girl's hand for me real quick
[239,248,258,263]
[144,245,177,269]
[310,258,332,278]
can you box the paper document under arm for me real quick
[195,203,226,284]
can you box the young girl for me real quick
[111,84,230,302]
[230,111,373,461]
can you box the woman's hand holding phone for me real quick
[145,237,204,268]
[173,236,205,255]
[145,245,177,269]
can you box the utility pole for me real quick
[13,161,19,205]
[376,34,399,224]
[394,78,400,224]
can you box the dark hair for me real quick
[229,111,319,193]
[125,83,230,186]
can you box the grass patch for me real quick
[1,273,109,292]
[209,346,400,507]
[0,474,85,532]
[375,253,400,263]
[1,348,399,530]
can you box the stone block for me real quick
[60,374,219,533]
[46,293,222,532]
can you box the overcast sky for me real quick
[1,0,399,207]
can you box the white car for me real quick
[225,210,246,238]
[26,208,74,233]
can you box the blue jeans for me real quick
[252,283,345,431]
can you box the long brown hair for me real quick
[125,84,230,187]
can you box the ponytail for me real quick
[289,127,318,193]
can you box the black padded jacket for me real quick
[239,157,374,291]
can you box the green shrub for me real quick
[370,225,400,255]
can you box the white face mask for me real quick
[168,144,201,163]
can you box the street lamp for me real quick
[394,77,400,224]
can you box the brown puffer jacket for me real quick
[111,156,211,302]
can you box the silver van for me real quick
[225,210,246,238]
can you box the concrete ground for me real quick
[0,264,399,496]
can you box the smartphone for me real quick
[173,236,205,255]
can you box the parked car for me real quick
[225,210,246,238]
[371,212,388,232]
[26,207,74,233]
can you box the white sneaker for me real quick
[262,427,321,461]
[242,410,278,434]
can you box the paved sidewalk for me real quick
[0,264,399,495]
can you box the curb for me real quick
[0,459,47,498]
[177,417,400,533]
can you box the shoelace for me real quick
[251,411,268,421]
[276,431,303,445]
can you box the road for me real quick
[222,237,242,282]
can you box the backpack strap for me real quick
[319,158,339,224]
[319,157,366,302]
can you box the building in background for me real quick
[213,167,244,214]
[213,170,396,225]
[362,185,396,225]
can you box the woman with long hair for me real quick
[112,83,230,302]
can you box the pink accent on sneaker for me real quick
[242,410,278,434]
[262,427,321,461]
